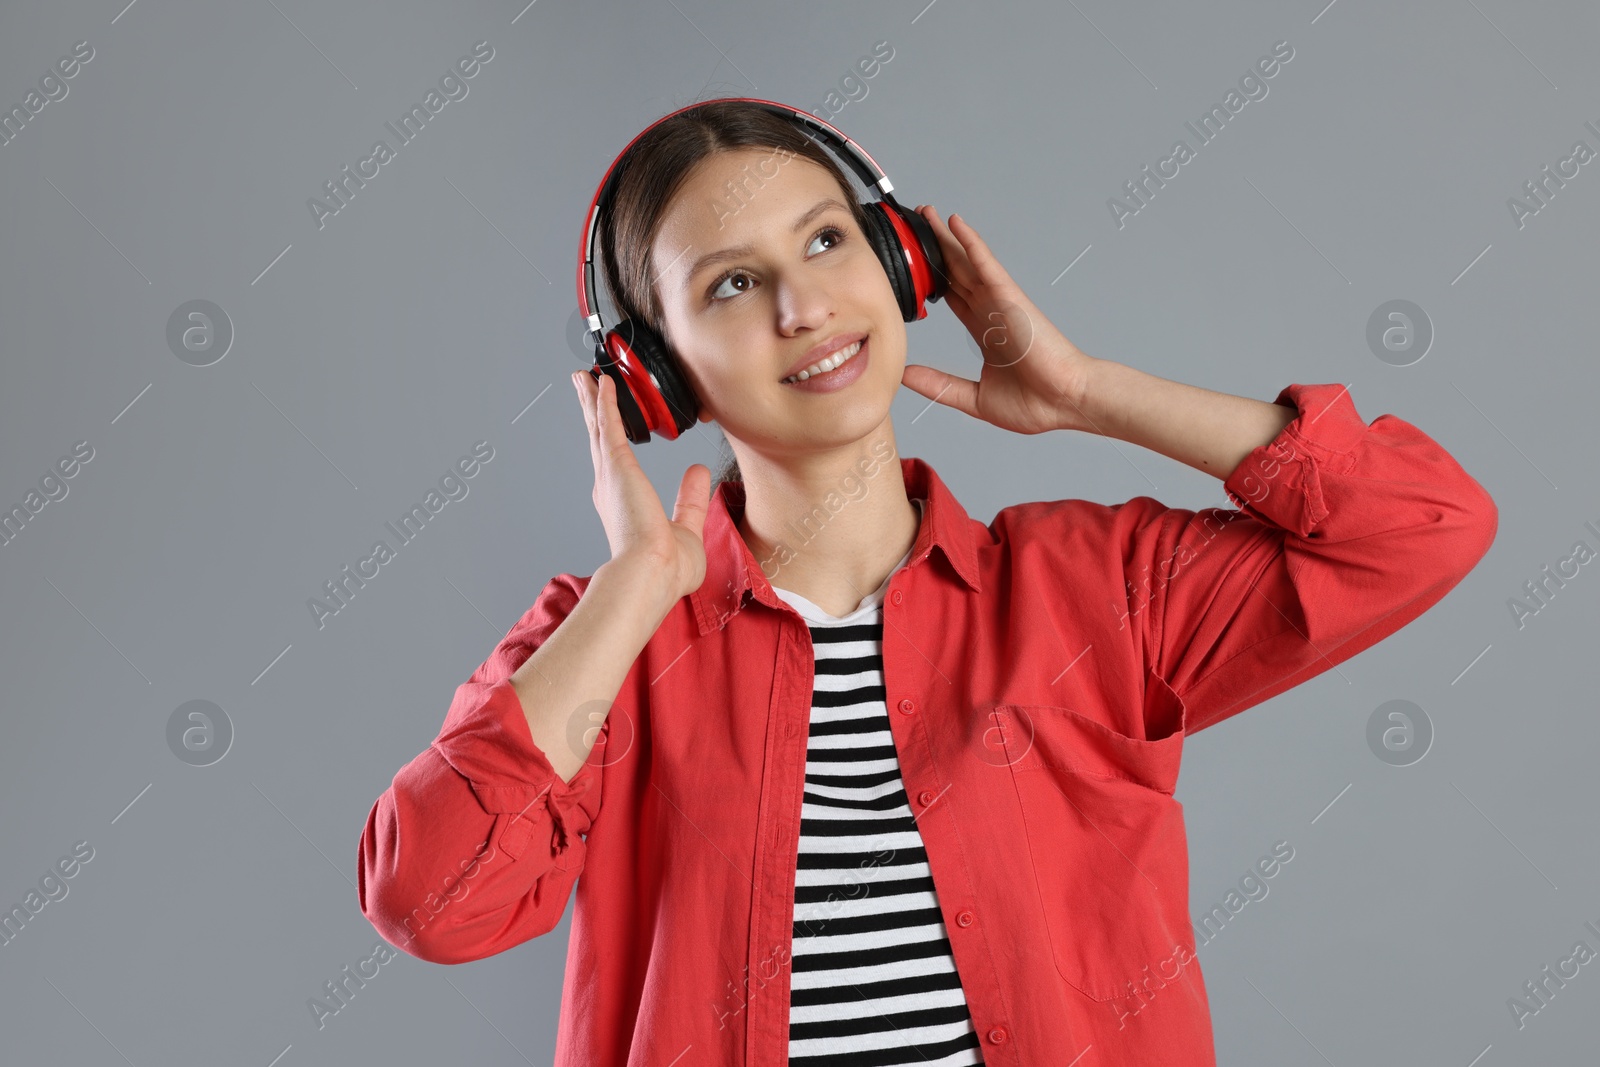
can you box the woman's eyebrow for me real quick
[679,196,852,291]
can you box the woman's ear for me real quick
[697,406,714,424]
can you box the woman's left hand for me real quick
[901,205,1100,436]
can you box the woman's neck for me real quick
[733,449,920,619]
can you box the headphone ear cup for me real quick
[601,319,699,443]
[630,324,700,439]
[890,202,950,308]
[861,202,916,321]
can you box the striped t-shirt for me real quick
[771,498,986,1067]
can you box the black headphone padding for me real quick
[859,204,915,322]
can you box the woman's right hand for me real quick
[572,369,712,605]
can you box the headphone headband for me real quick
[575,98,902,339]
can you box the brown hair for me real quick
[596,98,872,489]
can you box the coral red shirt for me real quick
[357,382,1497,1065]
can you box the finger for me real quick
[594,373,634,467]
[935,285,989,350]
[575,372,607,477]
[941,285,974,324]
[901,363,981,420]
[572,371,593,432]
[916,204,967,272]
[672,464,712,539]
[573,371,592,428]
[946,212,1017,288]
[579,372,619,467]
[918,204,979,292]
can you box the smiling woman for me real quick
[595,101,880,487]
[360,96,1499,1067]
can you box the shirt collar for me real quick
[689,455,983,636]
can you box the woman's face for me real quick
[650,146,907,463]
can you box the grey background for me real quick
[1,0,1594,1063]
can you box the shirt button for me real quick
[985,1026,1009,1045]
[956,910,974,927]
[890,589,903,606]
[898,698,915,714]
[917,789,936,807]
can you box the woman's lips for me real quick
[779,338,869,393]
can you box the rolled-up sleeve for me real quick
[1127,382,1498,735]
[357,573,605,964]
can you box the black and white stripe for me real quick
[782,608,985,1067]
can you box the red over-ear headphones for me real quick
[575,97,949,444]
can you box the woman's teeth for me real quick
[782,340,863,384]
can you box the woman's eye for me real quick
[806,226,845,256]
[707,225,848,303]
[710,271,754,302]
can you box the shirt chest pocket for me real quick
[994,681,1192,1002]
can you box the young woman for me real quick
[358,99,1498,1066]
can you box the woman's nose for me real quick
[774,275,835,334]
